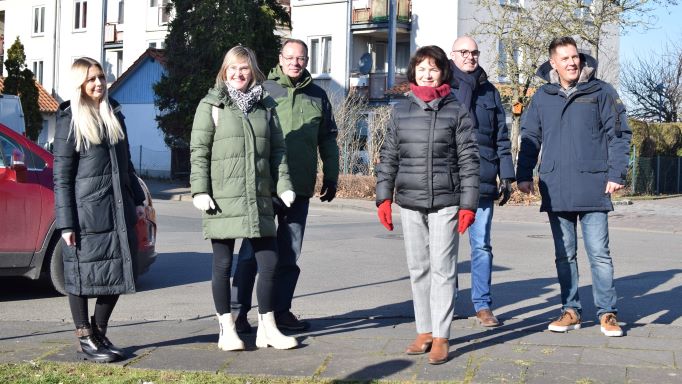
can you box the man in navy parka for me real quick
[516,36,631,337]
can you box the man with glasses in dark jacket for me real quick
[449,36,515,327]
[516,36,631,337]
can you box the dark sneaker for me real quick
[548,308,581,332]
[275,311,310,331]
[235,313,252,334]
[600,313,623,337]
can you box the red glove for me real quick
[377,200,394,231]
[457,209,475,234]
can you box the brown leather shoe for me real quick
[476,309,500,327]
[405,332,432,355]
[428,337,449,365]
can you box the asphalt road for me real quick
[2,197,680,328]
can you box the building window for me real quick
[104,50,123,82]
[33,6,46,35]
[373,42,386,73]
[396,43,409,74]
[575,0,593,20]
[148,41,164,49]
[150,0,171,25]
[310,36,332,75]
[118,0,124,24]
[498,40,520,83]
[74,1,88,30]
[32,61,44,84]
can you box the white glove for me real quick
[192,193,216,212]
[279,190,296,208]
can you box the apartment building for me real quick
[289,0,620,100]
[0,0,171,99]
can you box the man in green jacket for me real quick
[232,38,340,332]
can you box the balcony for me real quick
[352,0,411,27]
[104,22,123,46]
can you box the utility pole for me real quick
[387,0,397,89]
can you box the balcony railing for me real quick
[352,0,411,24]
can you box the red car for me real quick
[0,123,157,294]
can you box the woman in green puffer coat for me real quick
[190,46,297,352]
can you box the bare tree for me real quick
[621,42,682,122]
[472,0,563,159]
[471,0,680,157]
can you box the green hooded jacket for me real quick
[190,85,292,239]
[263,65,339,197]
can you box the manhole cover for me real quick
[376,234,404,240]
[527,234,582,240]
[527,234,552,239]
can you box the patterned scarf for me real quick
[225,83,263,114]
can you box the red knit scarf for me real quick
[409,83,451,102]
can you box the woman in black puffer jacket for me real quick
[53,57,145,363]
[375,45,479,365]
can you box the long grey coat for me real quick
[53,99,145,296]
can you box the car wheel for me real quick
[49,239,67,295]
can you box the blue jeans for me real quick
[232,196,310,314]
[467,198,494,312]
[547,211,618,319]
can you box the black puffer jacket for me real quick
[53,99,145,296]
[376,93,480,211]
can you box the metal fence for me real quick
[630,156,682,195]
[130,145,172,179]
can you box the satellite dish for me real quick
[358,53,373,75]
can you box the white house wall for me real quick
[120,103,170,178]
[410,0,459,57]
[54,0,104,99]
[122,1,167,70]
[1,1,57,94]
[457,0,497,77]
[290,0,348,98]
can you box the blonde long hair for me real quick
[69,57,124,152]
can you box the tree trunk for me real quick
[511,114,521,166]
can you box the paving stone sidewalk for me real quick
[2,316,681,383]
[1,179,680,382]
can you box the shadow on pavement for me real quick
[335,359,414,381]
[447,268,682,358]
[134,252,212,291]
[0,277,63,301]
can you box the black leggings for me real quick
[211,237,278,315]
[68,294,120,329]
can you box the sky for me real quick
[619,2,682,65]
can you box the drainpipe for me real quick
[101,0,108,67]
[387,0,396,89]
[345,0,352,94]
[52,0,61,97]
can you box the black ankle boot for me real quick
[91,316,126,358]
[75,326,117,363]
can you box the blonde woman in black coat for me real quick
[53,57,145,363]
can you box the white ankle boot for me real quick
[216,313,245,351]
[256,312,298,349]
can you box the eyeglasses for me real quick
[227,65,251,75]
[281,55,308,63]
[453,49,480,58]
